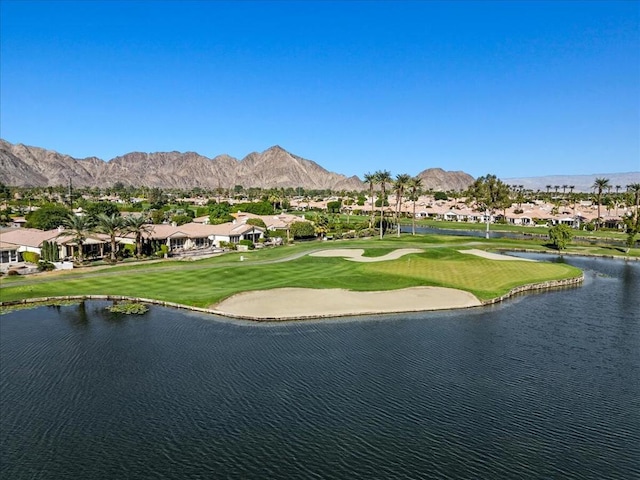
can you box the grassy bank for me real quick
[0,235,585,309]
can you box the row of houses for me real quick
[309,195,631,229]
[0,217,275,272]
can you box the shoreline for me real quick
[0,274,584,321]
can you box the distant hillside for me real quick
[0,140,363,191]
[0,139,477,191]
[503,173,640,193]
[416,168,474,192]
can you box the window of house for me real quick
[171,238,186,249]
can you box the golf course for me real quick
[0,234,597,319]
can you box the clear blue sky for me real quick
[1,0,638,179]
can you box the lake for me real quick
[1,255,638,479]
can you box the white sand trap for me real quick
[213,286,481,320]
[458,249,535,261]
[310,248,423,262]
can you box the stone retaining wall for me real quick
[481,274,584,306]
[1,274,585,321]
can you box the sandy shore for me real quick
[213,286,481,320]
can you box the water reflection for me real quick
[1,256,638,480]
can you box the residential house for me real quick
[0,227,111,268]
[121,221,266,253]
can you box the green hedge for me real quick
[22,251,40,264]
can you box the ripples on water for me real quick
[1,256,639,479]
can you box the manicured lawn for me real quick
[0,236,583,308]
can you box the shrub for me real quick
[7,269,19,276]
[121,244,136,258]
[246,218,267,229]
[170,214,192,226]
[219,241,236,250]
[150,209,166,224]
[209,214,234,225]
[290,221,316,239]
[359,228,376,237]
[106,302,149,315]
[37,261,55,271]
[434,191,448,201]
[155,245,169,258]
[327,200,342,213]
[22,251,41,264]
[239,239,255,250]
[233,201,274,215]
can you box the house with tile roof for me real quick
[119,221,265,252]
[0,227,111,270]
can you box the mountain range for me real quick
[2,139,636,192]
[0,140,475,191]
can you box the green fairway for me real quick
[0,236,584,309]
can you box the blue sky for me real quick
[1,0,638,179]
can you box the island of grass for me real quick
[1,236,585,320]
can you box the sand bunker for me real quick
[309,248,423,262]
[458,249,535,261]
[213,286,481,320]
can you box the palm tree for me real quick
[592,177,610,230]
[628,183,640,211]
[267,191,280,212]
[374,170,392,239]
[124,215,154,257]
[569,185,575,213]
[469,174,511,239]
[614,185,622,216]
[407,176,423,235]
[363,172,376,229]
[95,213,125,262]
[59,213,95,263]
[393,173,411,237]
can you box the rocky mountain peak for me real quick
[0,139,481,192]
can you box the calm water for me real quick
[1,255,639,479]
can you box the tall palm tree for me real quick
[592,177,610,230]
[614,185,622,216]
[393,173,411,237]
[124,215,154,257]
[407,176,423,235]
[363,172,376,228]
[628,183,640,211]
[59,213,95,263]
[95,213,125,262]
[267,191,280,212]
[374,170,392,239]
[569,185,575,213]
